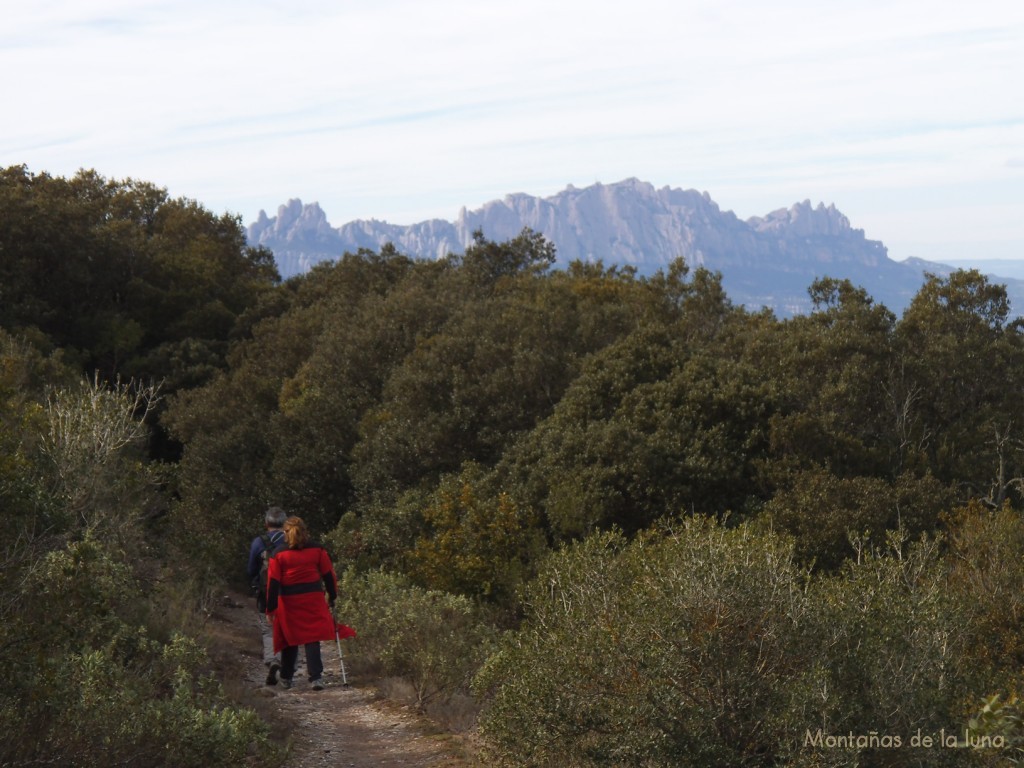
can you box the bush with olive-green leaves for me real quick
[476,519,981,768]
[800,531,978,767]
[403,464,546,602]
[966,694,1024,765]
[0,536,281,768]
[476,520,813,766]
[337,568,497,710]
[0,616,276,767]
[763,468,953,570]
[945,502,1024,676]
[0,337,280,767]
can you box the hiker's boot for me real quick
[311,678,325,691]
[265,661,280,686]
[279,676,292,690]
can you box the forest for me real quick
[3,164,1024,767]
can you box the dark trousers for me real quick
[281,642,323,682]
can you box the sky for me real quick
[3,0,1023,264]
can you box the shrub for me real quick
[0,364,281,767]
[476,519,982,767]
[799,531,976,767]
[475,520,813,766]
[763,468,952,570]
[0,543,281,767]
[966,694,1024,764]
[406,466,545,602]
[338,569,497,710]
[945,502,1024,676]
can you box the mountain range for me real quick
[247,178,1024,317]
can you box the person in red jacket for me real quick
[266,516,338,691]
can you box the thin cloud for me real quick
[2,0,1022,264]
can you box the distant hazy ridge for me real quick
[248,178,1022,317]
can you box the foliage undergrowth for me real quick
[337,568,497,713]
[0,332,282,768]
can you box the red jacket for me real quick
[266,544,338,652]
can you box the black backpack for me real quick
[256,530,284,601]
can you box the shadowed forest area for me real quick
[5,166,1024,766]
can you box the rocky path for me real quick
[205,591,474,768]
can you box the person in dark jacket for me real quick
[247,506,287,685]
[266,516,338,691]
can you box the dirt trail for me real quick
[205,591,474,768]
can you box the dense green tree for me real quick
[165,247,440,552]
[162,284,335,556]
[343,243,656,523]
[895,270,1024,501]
[269,255,456,530]
[0,165,279,391]
[498,273,772,539]
[452,227,556,286]
[351,276,600,502]
[764,278,899,481]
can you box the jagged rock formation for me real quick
[248,200,343,275]
[247,179,1015,317]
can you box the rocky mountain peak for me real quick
[749,200,854,238]
[246,179,952,316]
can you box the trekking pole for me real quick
[334,626,349,687]
[334,622,356,687]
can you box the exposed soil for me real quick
[204,591,476,768]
